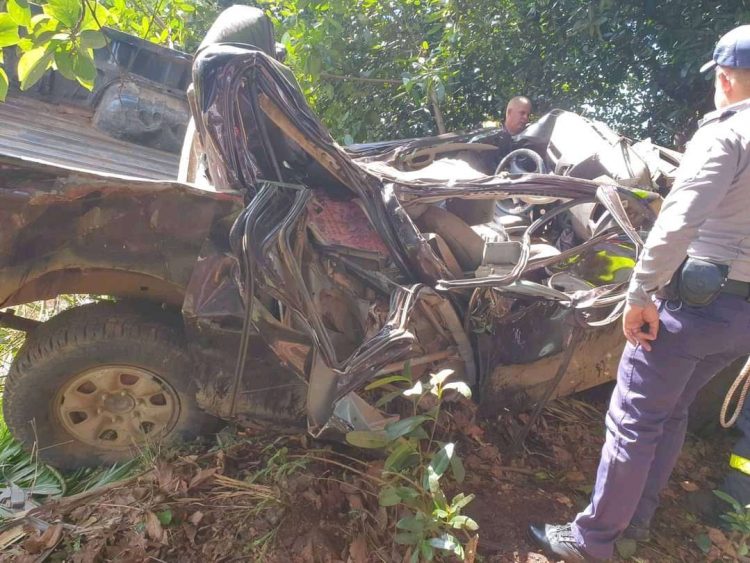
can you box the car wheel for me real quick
[3,301,222,469]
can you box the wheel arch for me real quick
[1,267,186,309]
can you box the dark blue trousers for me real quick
[572,293,750,559]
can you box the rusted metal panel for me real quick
[0,154,241,309]
[0,95,179,179]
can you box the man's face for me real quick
[505,103,531,135]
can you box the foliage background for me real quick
[1,0,749,146]
[260,0,750,146]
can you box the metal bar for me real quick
[0,310,41,332]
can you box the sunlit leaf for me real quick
[30,13,51,29]
[80,2,109,30]
[430,368,454,386]
[44,0,82,29]
[7,0,31,27]
[0,68,9,102]
[365,374,411,391]
[450,492,475,511]
[0,13,21,47]
[443,381,472,398]
[429,443,454,477]
[428,533,463,556]
[449,515,478,531]
[403,381,424,397]
[17,46,54,90]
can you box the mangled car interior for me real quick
[0,7,682,466]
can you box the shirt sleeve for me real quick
[626,123,740,307]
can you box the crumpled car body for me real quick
[0,35,680,443]
[175,41,677,436]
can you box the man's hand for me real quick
[622,302,660,351]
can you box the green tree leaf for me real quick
[449,515,478,531]
[54,49,75,80]
[0,13,21,48]
[394,532,420,546]
[346,430,389,449]
[80,29,107,49]
[29,13,51,30]
[80,2,110,31]
[396,515,425,532]
[365,374,411,391]
[385,442,419,471]
[7,0,31,27]
[0,68,8,102]
[375,389,403,408]
[385,415,430,441]
[428,533,463,556]
[378,485,401,507]
[72,48,97,89]
[713,489,743,512]
[449,492,475,511]
[44,0,83,29]
[449,451,465,483]
[429,443,454,478]
[419,541,434,561]
[17,46,54,90]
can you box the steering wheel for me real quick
[494,149,550,215]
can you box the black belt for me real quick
[722,278,750,299]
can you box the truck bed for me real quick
[0,95,179,180]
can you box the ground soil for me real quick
[1,388,739,562]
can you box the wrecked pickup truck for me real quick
[0,8,714,469]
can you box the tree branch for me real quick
[429,85,446,134]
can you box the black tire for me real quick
[3,301,222,469]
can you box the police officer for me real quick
[528,24,750,561]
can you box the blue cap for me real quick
[701,25,750,73]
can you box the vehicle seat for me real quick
[415,205,560,274]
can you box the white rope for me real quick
[720,356,750,428]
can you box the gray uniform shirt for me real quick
[628,98,750,307]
